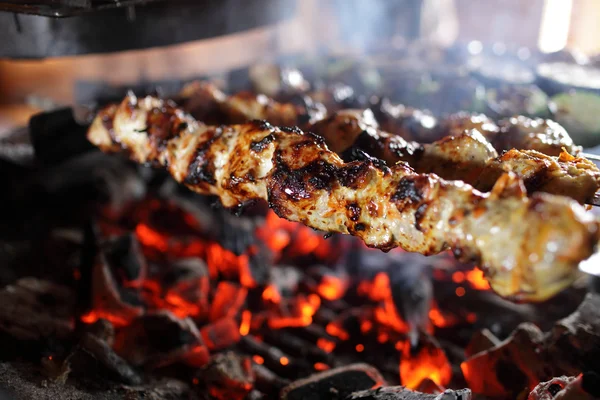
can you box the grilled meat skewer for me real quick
[181,81,582,157]
[88,94,600,302]
[312,110,600,205]
[178,83,600,204]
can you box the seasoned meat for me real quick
[88,94,600,302]
[476,150,600,204]
[371,97,439,142]
[495,116,581,156]
[435,112,500,141]
[313,111,600,203]
[179,81,326,128]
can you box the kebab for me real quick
[178,82,600,204]
[310,110,600,205]
[88,93,600,302]
[180,81,583,156]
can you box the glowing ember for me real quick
[314,362,329,371]
[317,275,346,301]
[239,310,252,336]
[136,223,169,252]
[326,322,350,341]
[262,285,281,304]
[466,268,491,290]
[268,293,321,329]
[400,341,452,389]
[80,310,130,327]
[279,356,289,366]
[210,282,248,321]
[428,304,459,328]
[452,271,465,283]
[355,344,365,352]
[377,332,389,343]
[317,338,336,353]
[253,355,264,365]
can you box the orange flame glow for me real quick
[400,341,452,389]
[80,310,130,327]
[465,268,490,290]
[317,338,336,353]
[262,285,281,304]
[314,362,329,371]
[239,310,252,336]
[317,275,346,301]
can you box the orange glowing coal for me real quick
[317,338,336,353]
[400,341,452,390]
[80,310,130,327]
[239,310,252,336]
[358,272,409,333]
[256,211,334,260]
[428,303,460,329]
[317,275,347,301]
[465,268,490,290]
[262,284,281,304]
[268,293,320,329]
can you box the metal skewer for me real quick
[589,193,600,207]
[582,152,600,162]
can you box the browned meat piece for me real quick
[435,112,500,141]
[176,84,600,203]
[88,94,600,302]
[476,150,600,204]
[178,81,325,128]
[371,98,439,142]
[495,116,582,157]
[311,111,600,204]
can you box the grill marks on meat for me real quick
[495,116,582,157]
[88,94,600,302]
[179,81,326,128]
[175,83,599,204]
[313,111,600,204]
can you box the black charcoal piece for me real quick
[345,386,472,400]
[280,363,385,400]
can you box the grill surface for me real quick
[0,0,297,58]
[0,0,160,17]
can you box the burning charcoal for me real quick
[400,334,452,390]
[162,258,210,319]
[345,386,472,400]
[201,317,241,351]
[68,332,141,385]
[263,330,333,365]
[281,324,338,347]
[308,265,348,302]
[461,323,546,398]
[545,293,600,377]
[528,374,600,400]
[279,363,385,400]
[198,351,254,400]
[251,362,290,397]
[415,378,444,394]
[82,318,115,346]
[113,310,208,368]
[209,282,248,321]
[101,234,147,286]
[239,335,312,380]
[464,294,600,398]
[388,258,433,346]
[0,278,75,340]
[88,253,144,326]
[214,210,260,256]
[464,328,500,358]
